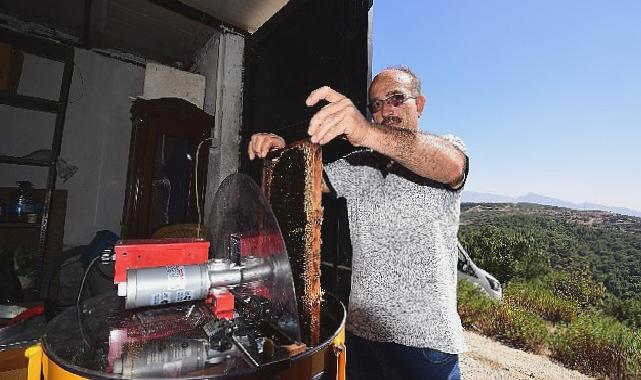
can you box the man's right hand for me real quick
[248,133,286,160]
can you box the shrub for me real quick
[457,279,496,332]
[490,303,549,354]
[504,281,580,323]
[550,314,641,379]
[457,281,549,353]
[546,267,606,309]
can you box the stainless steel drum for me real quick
[36,292,345,380]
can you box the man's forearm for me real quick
[361,124,466,186]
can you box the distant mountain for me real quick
[462,191,641,218]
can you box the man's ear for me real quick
[416,95,426,114]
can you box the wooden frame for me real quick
[262,139,323,346]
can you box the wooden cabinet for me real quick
[122,98,212,238]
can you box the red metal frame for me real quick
[113,238,209,283]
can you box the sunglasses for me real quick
[368,93,416,114]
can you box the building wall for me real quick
[0,48,145,247]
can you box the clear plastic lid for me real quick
[207,173,301,343]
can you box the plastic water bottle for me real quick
[10,181,35,223]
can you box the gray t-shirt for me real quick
[324,135,468,354]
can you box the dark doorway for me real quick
[241,0,372,304]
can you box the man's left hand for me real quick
[306,86,371,146]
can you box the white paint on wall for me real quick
[143,62,206,109]
[15,52,65,101]
[0,52,60,160]
[0,48,145,247]
[0,105,57,160]
[61,49,144,246]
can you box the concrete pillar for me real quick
[193,31,245,225]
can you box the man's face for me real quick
[368,70,426,132]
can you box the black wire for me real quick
[76,255,101,348]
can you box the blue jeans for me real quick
[346,332,461,380]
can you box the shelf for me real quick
[0,155,53,167]
[0,91,59,113]
[2,28,75,300]
[0,222,41,229]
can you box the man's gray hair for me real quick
[382,65,421,96]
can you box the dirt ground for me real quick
[460,330,593,380]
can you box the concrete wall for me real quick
[0,48,145,247]
[143,62,206,109]
[193,31,245,224]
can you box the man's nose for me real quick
[381,102,395,116]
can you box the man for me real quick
[248,66,468,380]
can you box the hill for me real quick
[460,202,641,300]
[462,191,641,218]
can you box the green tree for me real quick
[459,225,550,283]
[545,265,606,309]
[604,294,641,328]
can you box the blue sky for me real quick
[372,1,641,211]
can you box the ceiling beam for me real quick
[144,0,249,36]
[83,0,93,48]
